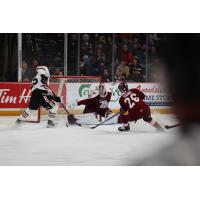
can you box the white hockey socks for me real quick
[18,108,35,120]
[48,104,58,121]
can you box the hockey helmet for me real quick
[98,83,106,96]
[118,81,128,93]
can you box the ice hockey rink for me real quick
[0,114,178,166]
[0,115,179,166]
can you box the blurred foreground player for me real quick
[136,34,200,165]
[16,66,61,128]
[117,80,163,131]
[68,83,113,124]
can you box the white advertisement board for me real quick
[66,82,172,112]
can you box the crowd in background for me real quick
[21,33,64,82]
[71,33,166,82]
[2,33,166,83]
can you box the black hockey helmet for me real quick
[118,81,128,93]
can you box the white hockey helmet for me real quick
[98,83,106,96]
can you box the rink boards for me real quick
[0,82,173,115]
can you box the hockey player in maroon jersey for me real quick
[117,80,163,131]
[67,83,113,124]
[78,83,112,117]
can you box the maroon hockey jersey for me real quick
[119,88,150,122]
[78,92,112,117]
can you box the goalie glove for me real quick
[67,114,78,124]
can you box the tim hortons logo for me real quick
[19,88,32,103]
[0,89,17,103]
[0,88,31,104]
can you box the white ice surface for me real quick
[0,115,178,165]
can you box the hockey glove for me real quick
[46,93,61,103]
[53,95,61,103]
[67,114,78,124]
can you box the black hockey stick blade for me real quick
[165,123,181,129]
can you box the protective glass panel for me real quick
[22,33,64,82]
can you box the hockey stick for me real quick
[59,102,82,126]
[90,112,120,129]
[51,92,82,127]
[48,80,81,127]
[165,123,181,129]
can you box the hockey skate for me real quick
[16,119,22,124]
[118,124,130,132]
[47,120,56,128]
[154,122,164,132]
[13,118,24,128]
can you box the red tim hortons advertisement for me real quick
[0,83,32,108]
[0,83,66,109]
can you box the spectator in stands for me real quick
[90,48,106,76]
[52,67,63,76]
[148,45,157,64]
[114,69,126,81]
[128,56,145,81]
[98,35,107,50]
[115,61,129,80]
[32,59,39,68]
[81,34,92,57]
[128,66,145,82]
[101,69,111,82]
[105,35,113,60]
[80,54,93,76]
[148,57,162,82]
[24,59,39,81]
[148,33,156,48]
[116,44,134,66]
[54,51,63,67]
[82,34,90,43]
[133,43,146,65]
[21,61,31,82]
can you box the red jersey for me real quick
[78,92,112,117]
[119,51,134,64]
[119,88,145,112]
[118,88,151,122]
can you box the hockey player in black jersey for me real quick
[16,66,61,127]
